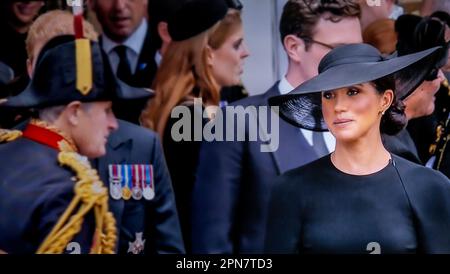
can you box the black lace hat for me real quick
[269,43,441,131]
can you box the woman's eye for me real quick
[322,92,333,99]
[347,88,359,96]
[233,39,243,50]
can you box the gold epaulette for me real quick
[0,129,22,143]
[36,151,117,254]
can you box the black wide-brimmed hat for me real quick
[168,0,228,41]
[396,13,449,93]
[1,35,153,109]
[269,43,441,131]
[0,62,13,86]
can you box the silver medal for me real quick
[143,186,155,200]
[131,186,143,200]
[110,180,122,200]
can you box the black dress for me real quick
[265,154,450,254]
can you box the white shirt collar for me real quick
[278,76,336,153]
[102,19,148,55]
[278,76,295,95]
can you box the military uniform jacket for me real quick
[94,119,185,254]
[0,136,95,253]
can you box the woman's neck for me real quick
[332,131,391,176]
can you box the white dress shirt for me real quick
[101,19,148,75]
[278,77,336,153]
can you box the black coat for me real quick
[93,119,185,254]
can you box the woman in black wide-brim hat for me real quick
[265,43,450,254]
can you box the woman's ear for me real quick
[157,22,171,44]
[26,58,33,77]
[206,44,214,67]
[283,34,305,63]
[381,89,394,113]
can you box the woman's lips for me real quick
[333,118,353,125]
[17,4,38,15]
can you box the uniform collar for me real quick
[22,119,78,152]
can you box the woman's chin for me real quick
[332,132,359,144]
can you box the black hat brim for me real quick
[2,78,154,109]
[0,38,154,109]
[0,62,14,86]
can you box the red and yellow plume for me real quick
[71,0,92,95]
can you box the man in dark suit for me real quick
[24,10,184,254]
[191,0,363,254]
[89,0,158,124]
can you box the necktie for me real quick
[114,45,133,84]
[312,131,329,158]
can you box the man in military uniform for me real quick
[24,10,184,254]
[393,13,450,177]
[431,79,450,178]
[0,34,152,253]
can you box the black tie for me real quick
[114,45,133,84]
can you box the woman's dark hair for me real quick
[372,75,407,135]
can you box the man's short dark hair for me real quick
[279,0,360,48]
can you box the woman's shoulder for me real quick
[275,155,331,189]
[392,154,450,191]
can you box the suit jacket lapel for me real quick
[132,30,158,87]
[99,32,158,88]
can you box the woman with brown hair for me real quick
[140,0,249,251]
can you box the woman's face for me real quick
[210,25,250,87]
[322,83,391,143]
[403,70,443,120]
[9,1,44,27]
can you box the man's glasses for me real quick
[299,37,342,50]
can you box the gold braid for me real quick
[36,152,117,254]
[443,79,450,97]
[0,129,22,143]
[429,79,450,156]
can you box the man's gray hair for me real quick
[38,102,93,123]
[38,105,66,123]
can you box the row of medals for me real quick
[110,179,155,201]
